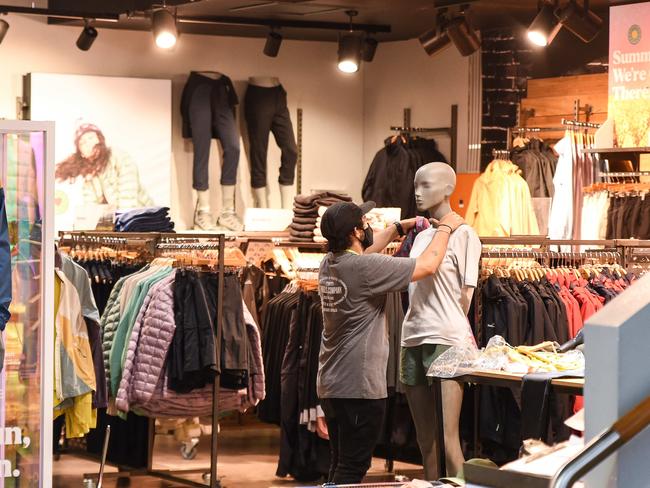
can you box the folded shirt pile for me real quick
[290,192,351,242]
[114,207,175,232]
[313,207,328,243]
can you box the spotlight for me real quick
[419,26,451,56]
[556,0,603,43]
[338,34,362,73]
[0,18,8,45]
[446,15,480,56]
[76,21,98,51]
[527,2,562,47]
[264,31,282,57]
[362,37,378,62]
[152,8,178,49]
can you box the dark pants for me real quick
[187,74,240,189]
[320,397,386,484]
[244,85,297,189]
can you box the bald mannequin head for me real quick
[414,162,456,220]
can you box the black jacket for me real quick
[362,137,448,218]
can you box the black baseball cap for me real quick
[320,200,376,241]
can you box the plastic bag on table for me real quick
[426,328,480,379]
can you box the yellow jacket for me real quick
[466,160,540,237]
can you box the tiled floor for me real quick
[53,422,422,487]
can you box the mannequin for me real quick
[181,70,242,231]
[401,163,481,479]
[245,77,298,209]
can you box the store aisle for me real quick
[53,422,420,487]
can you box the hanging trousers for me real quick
[320,397,386,484]
[244,85,298,189]
[185,73,240,189]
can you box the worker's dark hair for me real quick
[326,219,363,253]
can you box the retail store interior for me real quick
[1,0,650,487]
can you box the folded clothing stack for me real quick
[313,207,328,243]
[114,206,175,232]
[289,192,351,242]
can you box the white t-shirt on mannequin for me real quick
[402,224,482,347]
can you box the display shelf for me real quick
[583,146,650,154]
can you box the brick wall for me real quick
[480,29,533,170]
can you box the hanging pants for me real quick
[244,85,298,189]
[185,73,240,190]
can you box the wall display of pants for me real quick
[181,72,241,189]
[244,84,298,189]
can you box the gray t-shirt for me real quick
[317,252,416,399]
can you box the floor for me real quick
[53,421,423,488]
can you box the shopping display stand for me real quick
[59,231,234,488]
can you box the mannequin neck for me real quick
[428,201,453,221]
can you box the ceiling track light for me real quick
[264,29,282,57]
[338,10,362,73]
[527,1,562,47]
[0,16,9,45]
[556,0,603,43]
[76,19,98,51]
[446,10,480,56]
[362,36,378,62]
[152,8,178,49]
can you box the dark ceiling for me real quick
[40,0,617,42]
[1,0,634,76]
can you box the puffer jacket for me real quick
[100,276,128,393]
[117,274,264,417]
[115,273,173,414]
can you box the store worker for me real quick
[317,200,465,484]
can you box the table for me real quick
[453,370,584,458]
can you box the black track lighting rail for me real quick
[0,5,119,22]
[0,4,390,34]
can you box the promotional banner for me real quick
[28,73,172,232]
[609,3,650,147]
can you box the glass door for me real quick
[0,122,55,488]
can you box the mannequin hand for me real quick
[434,212,465,232]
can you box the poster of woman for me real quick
[27,73,171,232]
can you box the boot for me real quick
[193,190,217,231]
[253,187,269,208]
[217,184,243,232]
[279,184,294,209]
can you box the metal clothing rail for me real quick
[561,118,601,129]
[390,105,459,163]
[62,231,230,488]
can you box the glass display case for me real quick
[0,121,55,488]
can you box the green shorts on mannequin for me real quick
[400,344,451,386]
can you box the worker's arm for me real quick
[411,213,465,282]
[364,218,417,255]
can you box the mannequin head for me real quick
[414,162,456,220]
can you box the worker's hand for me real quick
[434,212,465,232]
[400,217,418,231]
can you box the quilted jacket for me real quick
[116,274,265,417]
[101,276,128,392]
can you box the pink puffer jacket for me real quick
[116,274,265,417]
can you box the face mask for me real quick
[361,225,374,249]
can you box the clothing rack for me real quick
[601,171,650,178]
[390,104,459,163]
[560,118,601,129]
[481,247,623,267]
[491,148,511,160]
[59,231,235,488]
